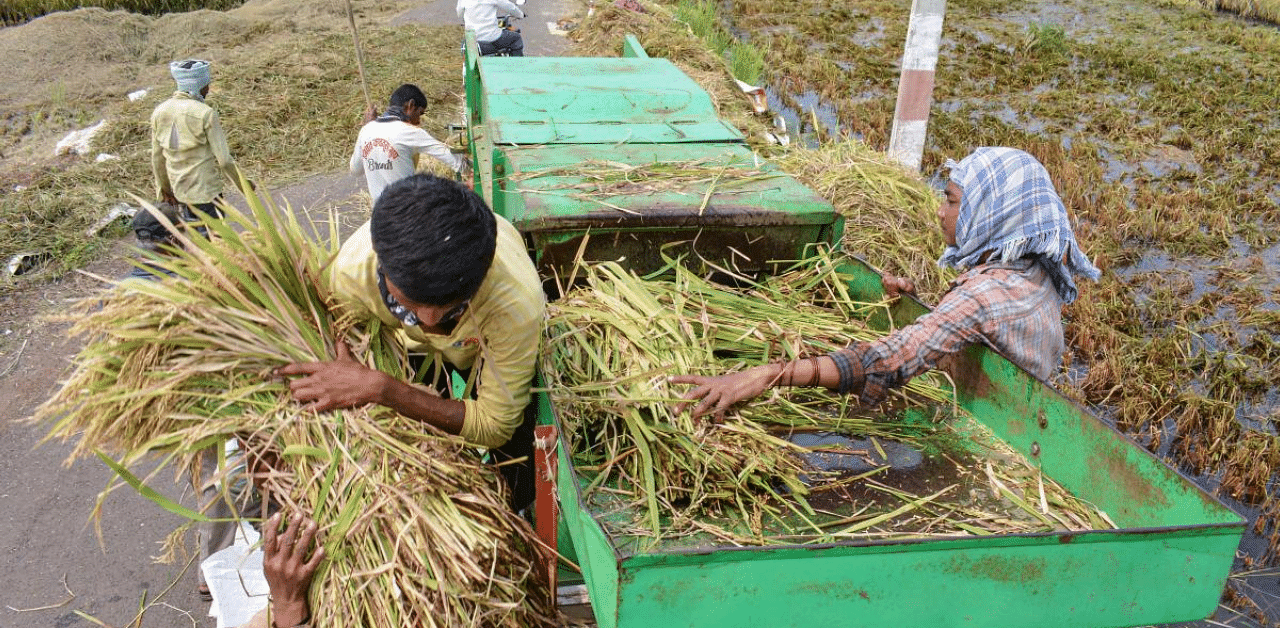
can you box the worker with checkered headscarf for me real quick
[150,59,249,224]
[673,147,1101,421]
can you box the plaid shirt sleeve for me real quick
[827,261,1064,404]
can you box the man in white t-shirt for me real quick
[350,84,466,202]
[457,0,526,56]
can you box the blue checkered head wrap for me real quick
[169,59,211,100]
[938,147,1100,304]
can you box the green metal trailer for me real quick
[465,35,1246,628]
[536,255,1245,628]
[464,34,843,278]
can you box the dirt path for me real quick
[0,172,369,628]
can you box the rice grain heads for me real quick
[35,187,556,628]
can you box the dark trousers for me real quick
[414,359,537,513]
[492,399,537,514]
[479,30,524,56]
[181,199,223,220]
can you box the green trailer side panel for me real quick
[471,56,742,145]
[621,34,649,59]
[612,527,1239,628]
[490,144,843,275]
[949,347,1239,529]
[555,435,621,624]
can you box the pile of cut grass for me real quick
[1164,0,1280,23]
[545,252,1113,548]
[0,0,244,26]
[773,140,953,302]
[36,186,556,628]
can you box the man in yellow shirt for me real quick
[150,59,246,221]
[279,174,546,510]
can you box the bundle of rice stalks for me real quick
[36,188,556,628]
[543,252,957,543]
[774,140,953,302]
[547,253,1117,548]
[509,157,778,197]
[545,260,812,539]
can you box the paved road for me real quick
[393,0,576,56]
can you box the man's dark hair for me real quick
[388,84,427,109]
[372,174,497,306]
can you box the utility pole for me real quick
[887,0,946,171]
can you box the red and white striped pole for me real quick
[887,0,947,171]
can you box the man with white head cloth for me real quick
[150,59,247,222]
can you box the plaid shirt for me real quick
[828,258,1065,404]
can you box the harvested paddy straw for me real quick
[36,190,556,628]
[509,157,780,215]
[544,254,1115,549]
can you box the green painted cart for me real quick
[535,255,1245,628]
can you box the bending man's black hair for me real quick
[388,84,428,109]
[371,173,497,306]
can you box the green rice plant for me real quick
[35,184,556,628]
[1020,23,1069,58]
[674,0,733,55]
[727,40,765,85]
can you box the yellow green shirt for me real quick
[328,215,545,448]
[150,91,241,205]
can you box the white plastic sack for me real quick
[201,521,269,628]
[54,120,105,156]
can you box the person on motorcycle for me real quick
[457,0,526,56]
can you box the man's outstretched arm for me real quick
[277,340,466,435]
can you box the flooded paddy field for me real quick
[720,0,1280,623]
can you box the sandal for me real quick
[197,584,213,602]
